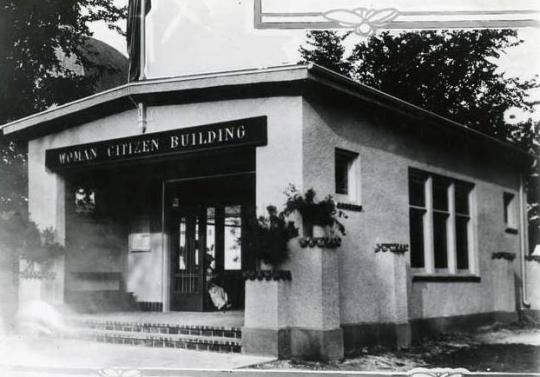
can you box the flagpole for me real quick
[138,0,147,133]
[139,0,147,81]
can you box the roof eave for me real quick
[306,64,535,162]
[0,64,311,137]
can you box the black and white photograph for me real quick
[0,1,539,376]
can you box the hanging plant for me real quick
[283,185,347,236]
[242,205,299,269]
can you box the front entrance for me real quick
[166,174,255,311]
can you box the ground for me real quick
[1,321,539,375]
[251,322,540,373]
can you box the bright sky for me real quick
[89,0,540,119]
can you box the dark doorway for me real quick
[166,174,255,311]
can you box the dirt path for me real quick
[251,323,540,373]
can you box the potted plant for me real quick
[283,185,347,238]
[242,205,299,272]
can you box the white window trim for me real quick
[410,170,478,276]
[335,148,361,205]
[504,191,519,232]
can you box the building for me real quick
[1,63,538,360]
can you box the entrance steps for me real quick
[63,315,243,353]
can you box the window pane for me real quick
[206,207,216,274]
[409,176,425,207]
[75,187,96,213]
[409,208,425,268]
[433,212,448,269]
[503,192,516,227]
[456,215,469,270]
[224,205,242,270]
[455,183,471,215]
[335,153,349,195]
[178,217,187,271]
[433,178,449,211]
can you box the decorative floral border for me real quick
[254,0,539,36]
[298,237,342,249]
[408,367,470,377]
[336,202,363,212]
[243,270,293,281]
[20,270,56,280]
[491,252,517,261]
[375,243,409,253]
[526,255,540,263]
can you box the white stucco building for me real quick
[1,64,539,360]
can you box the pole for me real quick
[139,0,146,81]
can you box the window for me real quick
[75,186,96,213]
[408,168,475,274]
[503,192,518,232]
[335,149,359,201]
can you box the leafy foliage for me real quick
[299,29,540,246]
[0,139,27,213]
[298,31,352,76]
[0,212,64,268]
[0,0,127,215]
[243,206,299,267]
[0,0,127,124]
[299,30,538,144]
[284,186,347,236]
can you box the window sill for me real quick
[412,274,481,283]
[505,227,518,235]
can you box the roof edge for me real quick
[306,63,534,161]
[0,63,310,136]
[0,62,533,162]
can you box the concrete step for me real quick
[73,328,242,353]
[69,318,242,338]
[63,318,243,353]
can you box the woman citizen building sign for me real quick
[45,116,267,170]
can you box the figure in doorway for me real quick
[208,278,231,310]
[205,248,231,310]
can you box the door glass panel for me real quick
[206,207,216,284]
[178,217,186,270]
[224,205,242,270]
[433,212,448,269]
[175,213,200,293]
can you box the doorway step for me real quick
[63,312,243,353]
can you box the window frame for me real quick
[408,168,477,277]
[334,148,360,204]
[503,192,519,233]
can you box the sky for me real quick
[89,0,540,119]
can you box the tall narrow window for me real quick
[335,148,359,201]
[432,177,449,269]
[503,192,518,231]
[224,205,242,270]
[455,183,472,270]
[408,168,475,275]
[409,171,426,268]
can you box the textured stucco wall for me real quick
[527,261,540,311]
[28,96,303,307]
[302,97,522,325]
[127,230,165,303]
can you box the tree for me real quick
[298,31,352,76]
[0,0,127,214]
[0,0,127,124]
[299,30,540,246]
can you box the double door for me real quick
[167,175,254,311]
